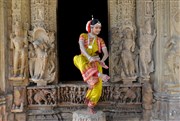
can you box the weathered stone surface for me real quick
[72,110,106,121]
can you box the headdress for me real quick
[86,15,94,33]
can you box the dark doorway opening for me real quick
[57,0,109,81]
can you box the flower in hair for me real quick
[86,20,92,33]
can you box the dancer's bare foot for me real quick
[98,73,110,82]
[87,107,96,114]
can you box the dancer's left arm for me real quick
[101,47,109,62]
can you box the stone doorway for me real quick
[57,0,109,81]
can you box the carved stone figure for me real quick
[28,43,36,78]
[11,87,24,112]
[34,89,48,105]
[27,87,57,106]
[27,89,33,105]
[60,87,64,102]
[29,27,56,85]
[120,26,136,79]
[135,87,141,103]
[10,22,28,80]
[163,11,180,84]
[70,87,75,103]
[146,2,153,15]
[33,39,48,80]
[122,87,136,103]
[139,18,156,79]
[37,9,44,20]
[64,87,70,102]
[50,89,57,104]
[113,86,120,100]
[76,87,83,104]
[164,35,180,83]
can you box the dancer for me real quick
[73,16,110,114]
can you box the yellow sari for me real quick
[73,33,105,107]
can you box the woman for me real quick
[73,17,110,114]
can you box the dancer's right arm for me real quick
[79,40,100,62]
[79,40,91,60]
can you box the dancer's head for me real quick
[86,16,101,35]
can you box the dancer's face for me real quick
[91,23,101,35]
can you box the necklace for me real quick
[88,34,96,49]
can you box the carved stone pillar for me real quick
[0,0,14,119]
[153,0,180,120]
[0,0,8,95]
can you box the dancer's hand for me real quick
[99,61,109,69]
[98,73,110,82]
[89,56,100,63]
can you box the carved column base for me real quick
[72,110,106,121]
[154,92,180,121]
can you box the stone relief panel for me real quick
[109,0,138,83]
[138,18,156,80]
[9,0,57,85]
[27,86,57,107]
[163,1,180,86]
[109,0,155,111]
[9,0,31,82]
[30,0,57,31]
[9,22,29,81]
[28,27,56,86]
[58,84,142,105]
[120,22,137,83]
[11,86,26,112]
[12,0,21,24]
[145,1,154,17]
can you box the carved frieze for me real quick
[58,83,142,105]
[27,85,57,108]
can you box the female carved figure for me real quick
[73,17,110,113]
[121,27,136,77]
[32,39,48,80]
